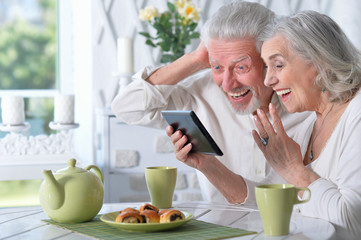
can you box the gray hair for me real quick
[261,10,361,103]
[201,1,275,53]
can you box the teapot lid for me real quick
[56,158,86,174]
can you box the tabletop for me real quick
[0,201,335,240]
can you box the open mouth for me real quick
[228,89,250,99]
[276,89,291,101]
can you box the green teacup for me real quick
[255,184,311,236]
[145,166,177,209]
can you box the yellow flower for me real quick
[138,0,200,63]
[174,0,191,9]
[176,1,200,22]
[139,6,159,22]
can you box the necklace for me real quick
[309,104,334,161]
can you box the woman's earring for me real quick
[321,88,326,93]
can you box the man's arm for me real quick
[146,42,210,85]
[201,157,248,203]
[110,42,210,128]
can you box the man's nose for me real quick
[221,70,238,92]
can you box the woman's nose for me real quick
[264,68,278,88]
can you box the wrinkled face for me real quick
[208,38,273,114]
[261,34,319,113]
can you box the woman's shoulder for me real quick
[341,89,361,125]
[348,89,361,111]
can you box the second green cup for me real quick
[255,184,311,236]
[145,166,177,209]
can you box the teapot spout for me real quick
[41,170,65,210]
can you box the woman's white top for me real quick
[301,90,361,239]
[246,90,361,239]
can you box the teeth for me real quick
[276,89,291,96]
[228,89,249,98]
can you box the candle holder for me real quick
[51,94,79,131]
[118,73,132,93]
[49,122,79,131]
[0,122,30,133]
[1,96,25,126]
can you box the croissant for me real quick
[139,203,159,213]
[120,207,139,214]
[115,211,144,223]
[140,210,160,223]
[159,209,185,223]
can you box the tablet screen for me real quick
[161,110,223,156]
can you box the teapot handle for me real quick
[84,165,104,183]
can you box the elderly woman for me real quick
[253,11,361,239]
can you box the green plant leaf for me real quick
[190,32,200,39]
[145,39,156,48]
[154,20,169,34]
[188,22,198,31]
[139,32,152,38]
[161,54,174,63]
[159,13,172,28]
[167,2,175,12]
[160,38,171,51]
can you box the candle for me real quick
[117,37,134,74]
[1,96,25,125]
[54,94,74,124]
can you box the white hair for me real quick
[261,11,361,103]
[201,1,275,53]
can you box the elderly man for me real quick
[111,1,314,203]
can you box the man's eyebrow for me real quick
[209,57,218,63]
[209,56,249,63]
[232,56,249,63]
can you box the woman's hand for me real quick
[252,103,306,183]
[166,125,214,170]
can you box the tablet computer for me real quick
[161,110,223,156]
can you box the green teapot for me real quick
[39,158,104,223]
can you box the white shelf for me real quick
[0,153,78,181]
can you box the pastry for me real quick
[115,211,144,223]
[159,209,185,223]
[158,209,168,216]
[140,210,160,223]
[120,207,139,214]
[139,203,159,213]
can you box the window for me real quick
[0,179,42,207]
[0,0,57,137]
[0,0,93,207]
[0,0,57,207]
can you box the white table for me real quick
[0,201,335,240]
